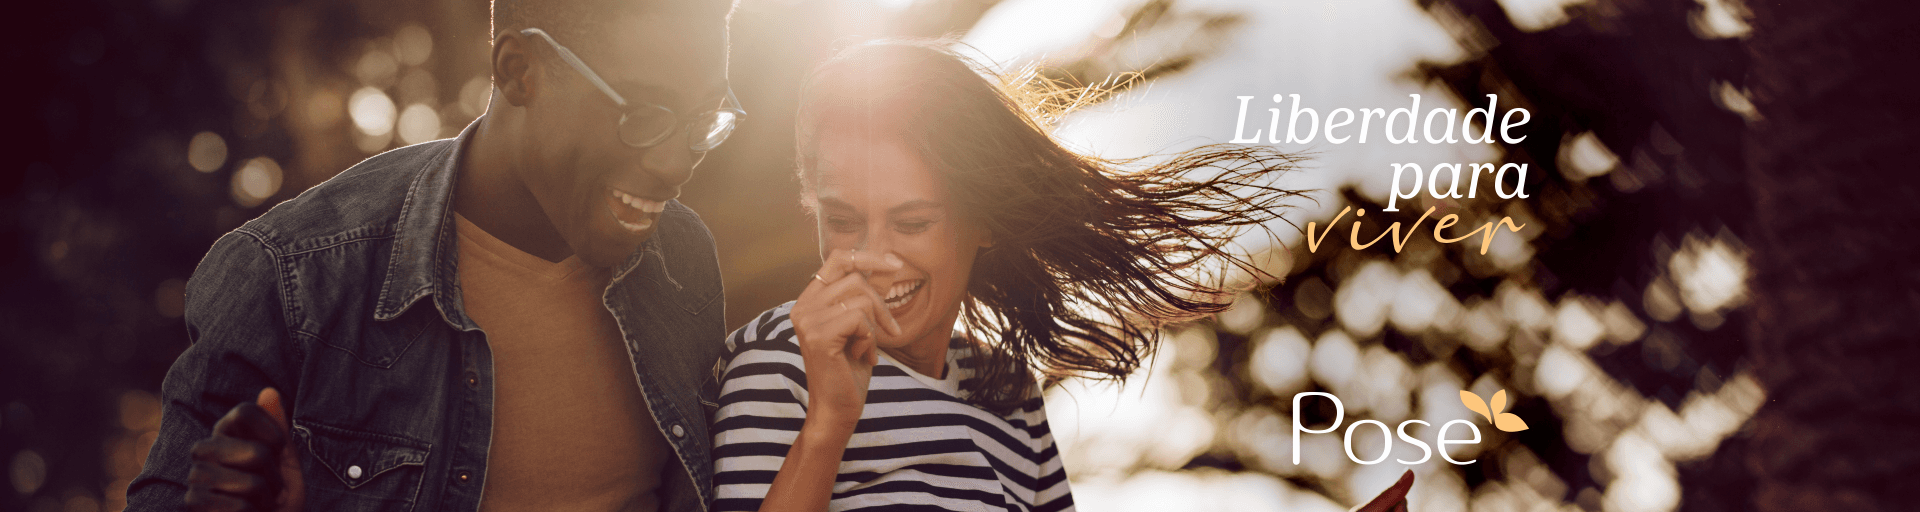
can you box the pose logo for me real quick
[1459,389,1529,433]
[1292,389,1529,466]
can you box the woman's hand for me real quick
[756,250,904,512]
[789,249,904,428]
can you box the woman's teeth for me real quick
[885,280,924,310]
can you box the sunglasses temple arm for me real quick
[519,28,629,106]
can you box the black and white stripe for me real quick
[712,302,1075,512]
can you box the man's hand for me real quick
[1352,470,1414,512]
[186,388,304,512]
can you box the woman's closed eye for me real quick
[893,219,934,234]
[826,216,862,234]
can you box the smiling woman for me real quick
[792,41,1307,414]
[709,40,1310,512]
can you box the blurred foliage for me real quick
[1033,0,1246,106]
[1046,0,1779,511]
[6,1,490,510]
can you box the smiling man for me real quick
[126,1,741,511]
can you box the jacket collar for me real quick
[373,118,477,328]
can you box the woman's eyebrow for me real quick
[816,196,858,211]
[887,200,943,215]
[813,196,942,215]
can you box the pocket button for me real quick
[670,424,685,438]
[347,465,363,479]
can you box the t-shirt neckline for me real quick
[878,347,964,398]
[453,213,593,282]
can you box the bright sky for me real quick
[962,2,1500,510]
[965,0,1505,251]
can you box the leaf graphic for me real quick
[1490,390,1507,415]
[1495,412,1529,432]
[1460,391,1491,423]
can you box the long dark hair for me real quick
[796,40,1308,413]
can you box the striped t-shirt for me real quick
[711,302,1075,512]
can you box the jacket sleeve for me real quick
[125,230,303,511]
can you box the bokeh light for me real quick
[355,42,399,89]
[397,104,441,146]
[10,449,47,496]
[229,157,283,208]
[185,132,226,173]
[459,76,492,119]
[394,24,433,67]
[349,86,396,137]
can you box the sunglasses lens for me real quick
[689,111,739,152]
[619,109,676,147]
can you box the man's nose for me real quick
[639,129,698,191]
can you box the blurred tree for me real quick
[1059,0,1781,508]
[1412,0,1757,507]
[1148,0,1915,509]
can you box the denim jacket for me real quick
[127,121,728,512]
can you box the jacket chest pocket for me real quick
[295,421,431,512]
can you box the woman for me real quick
[709,41,1306,512]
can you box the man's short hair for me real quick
[491,0,736,44]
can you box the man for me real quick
[127,0,740,510]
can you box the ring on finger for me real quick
[812,273,826,284]
[838,302,848,311]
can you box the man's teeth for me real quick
[886,280,923,308]
[610,189,667,213]
[615,217,651,232]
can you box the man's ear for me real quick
[491,31,537,107]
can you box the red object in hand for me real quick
[256,388,287,427]
[1352,470,1414,512]
[256,388,305,512]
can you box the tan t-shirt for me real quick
[455,213,670,512]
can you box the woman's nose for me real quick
[855,227,885,253]
[855,233,899,272]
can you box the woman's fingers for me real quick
[831,274,901,337]
[800,292,883,353]
[799,274,901,340]
[847,324,879,368]
[805,249,859,293]
[792,248,904,379]
[804,249,906,295]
